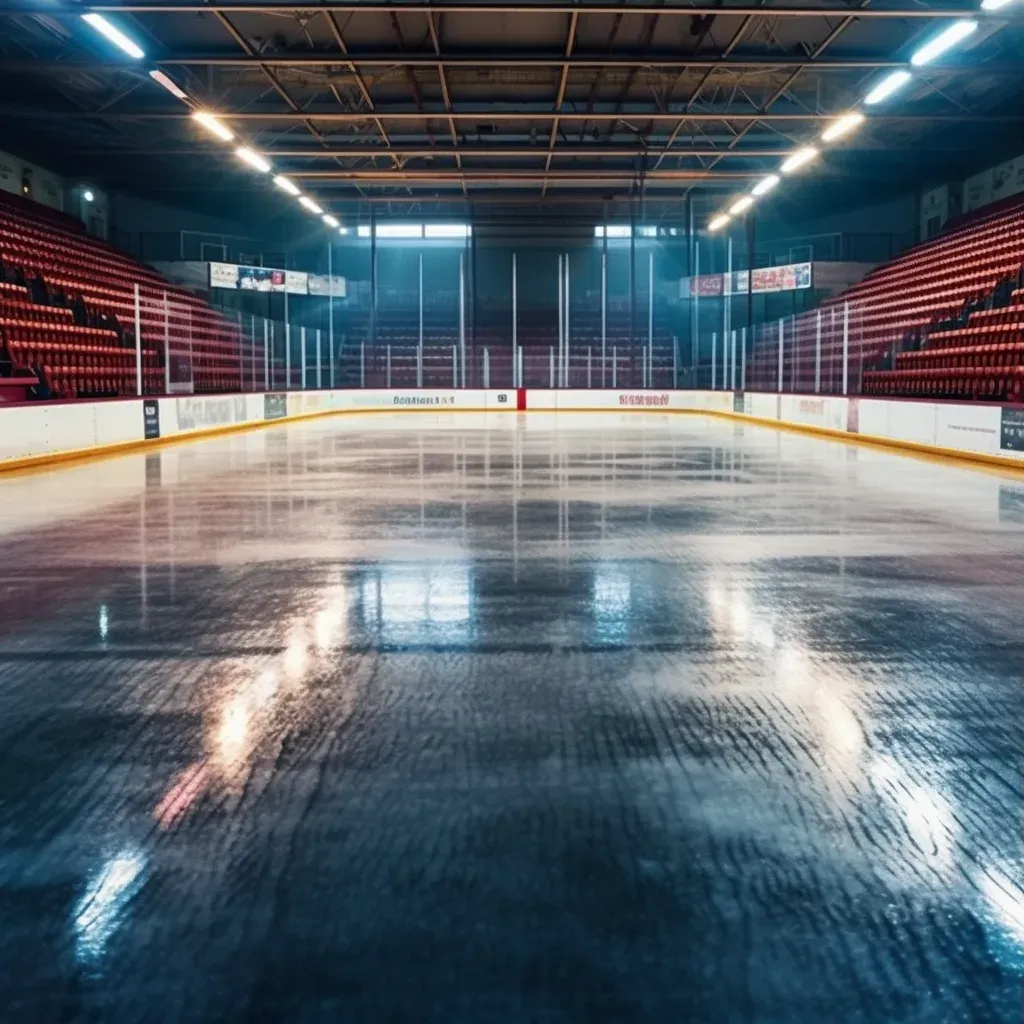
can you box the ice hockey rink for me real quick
[0,410,1021,1022]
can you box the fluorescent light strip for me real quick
[323,214,340,228]
[192,111,234,142]
[299,196,323,215]
[708,215,730,232]
[273,175,300,196]
[910,20,978,66]
[729,196,754,216]
[752,174,779,197]
[148,70,187,100]
[781,146,818,173]
[235,146,271,173]
[863,70,912,106]
[821,111,865,142]
[81,13,145,59]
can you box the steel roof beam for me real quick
[79,145,809,157]
[36,110,1018,122]
[541,9,579,198]
[44,54,969,69]
[17,2,998,17]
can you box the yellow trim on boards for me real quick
[704,408,1024,479]
[0,403,498,478]
[0,397,1022,481]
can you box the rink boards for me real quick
[0,386,1021,473]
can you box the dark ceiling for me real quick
[0,1,1022,224]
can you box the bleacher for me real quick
[752,198,1024,401]
[0,191,248,398]
[338,304,674,389]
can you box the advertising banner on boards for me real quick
[264,393,288,420]
[1000,406,1024,452]
[142,399,160,439]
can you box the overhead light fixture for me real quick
[192,111,234,142]
[707,214,730,232]
[781,146,818,173]
[821,111,865,142]
[148,69,188,100]
[338,227,351,236]
[863,70,912,106]
[981,0,1015,9]
[299,196,323,215]
[81,13,145,59]
[729,196,754,216]
[322,214,339,228]
[235,147,271,173]
[752,174,780,197]
[910,20,978,66]
[273,174,300,196]
[83,189,95,203]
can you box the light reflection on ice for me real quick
[73,848,147,965]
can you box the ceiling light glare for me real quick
[729,196,754,216]
[981,0,1015,9]
[781,146,818,173]
[338,227,351,236]
[821,111,865,142]
[192,111,234,142]
[863,70,912,106]
[910,20,978,65]
[273,174,300,196]
[235,147,271,173]
[148,70,188,100]
[83,189,95,203]
[708,214,730,232]
[322,214,340,228]
[81,13,145,59]
[299,196,323,215]
[752,174,780,197]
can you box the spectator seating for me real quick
[0,190,251,398]
[338,304,674,389]
[751,198,1024,400]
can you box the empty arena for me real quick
[0,2,1023,1021]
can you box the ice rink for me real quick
[0,411,1022,1022]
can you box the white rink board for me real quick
[0,387,1021,469]
[742,391,1024,464]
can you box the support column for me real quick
[458,251,466,388]
[327,241,334,391]
[647,249,654,389]
[511,252,518,387]
[777,318,784,393]
[815,309,822,394]
[163,291,170,395]
[417,250,424,388]
[133,284,142,396]
[842,301,850,396]
[600,242,607,387]
[284,290,291,389]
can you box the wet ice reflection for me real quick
[73,848,147,967]
[0,413,1018,1020]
